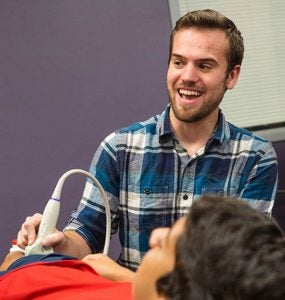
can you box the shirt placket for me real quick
[179,155,196,213]
[173,140,196,217]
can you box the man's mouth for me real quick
[178,88,202,99]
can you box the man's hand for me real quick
[82,253,135,282]
[16,213,65,250]
[17,213,42,249]
[16,213,91,259]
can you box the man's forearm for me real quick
[56,230,92,259]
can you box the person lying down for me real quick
[1,194,285,300]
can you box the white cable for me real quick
[52,169,111,255]
[25,169,111,256]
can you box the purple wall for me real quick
[0,1,284,261]
[0,1,171,259]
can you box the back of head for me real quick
[157,195,285,300]
[168,9,244,73]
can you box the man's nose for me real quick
[149,227,170,248]
[181,64,199,83]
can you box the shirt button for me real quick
[183,194,188,200]
[144,188,151,195]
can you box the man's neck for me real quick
[170,110,219,156]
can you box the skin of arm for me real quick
[82,253,135,282]
[0,251,24,271]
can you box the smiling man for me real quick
[18,9,278,276]
[167,25,240,156]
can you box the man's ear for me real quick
[226,65,241,90]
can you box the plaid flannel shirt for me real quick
[65,105,278,270]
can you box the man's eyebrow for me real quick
[171,53,218,65]
[171,53,185,59]
[197,58,218,64]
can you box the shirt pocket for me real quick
[125,185,172,231]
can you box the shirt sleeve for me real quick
[238,140,278,216]
[64,132,120,253]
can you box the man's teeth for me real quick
[179,89,201,97]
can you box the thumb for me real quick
[42,231,65,248]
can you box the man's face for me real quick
[133,217,186,300]
[167,27,240,124]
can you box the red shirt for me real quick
[0,260,133,299]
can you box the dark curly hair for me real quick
[168,9,244,75]
[156,194,285,300]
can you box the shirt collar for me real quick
[157,105,230,145]
[157,105,173,143]
[211,110,230,145]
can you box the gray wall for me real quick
[1,1,285,261]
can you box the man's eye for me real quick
[198,64,211,70]
[173,60,184,68]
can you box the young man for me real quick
[17,9,278,274]
[138,194,285,300]
[3,195,285,299]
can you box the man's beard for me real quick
[168,88,225,123]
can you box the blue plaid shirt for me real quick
[65,105,278,270]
